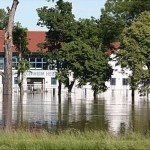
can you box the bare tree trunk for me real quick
[3,0,19,130]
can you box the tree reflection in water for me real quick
[1,90,149,134]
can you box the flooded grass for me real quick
[0,130,150,150]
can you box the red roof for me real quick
[0,30,47,53]
[27,31,47,52]
[110,42,120,49]
[0,30,4,52]
[104,42,120,57]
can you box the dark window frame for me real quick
[110,78,116,85]
[122,78,128,86]
[51,77,57,85]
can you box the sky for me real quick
[0,0,106,31]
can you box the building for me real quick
[0,30,130,94]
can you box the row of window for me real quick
[0,56,48,70]
[110,78,129,86]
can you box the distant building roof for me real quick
[27,31,47,52]
[104,42,120,57]
[0,30,47,53]
[0,30,4,52]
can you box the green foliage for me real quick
[0,9,8,30]
[16,58,30,74]
[76,18,101,49]
[116,11,150,94]
[37,0,112,94]
[62,40,112,93]
[1,131,150,150]
[37,0,76,44]
[13,23,29,55]
[13,23,30,85]
[37,0,77,93]
[100,0,150,50]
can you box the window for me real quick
[30,63,36,68]
[0,57,4,63]
[110,78,116,85]
[30,57,36,62]
[122,78,128,85]
[0,63,4,69]
[36,63,42,68]
[36,57,42,62]
[43,58,47,62]
[51,77,57,85]
[0,57,4,69]
[14,77,18,84]
[12,56,18,68]
[29,56,48,69]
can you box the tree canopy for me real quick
[0,9,8,30]
[100,0,150,50]
[37,0,113,97]
[116,11,150,97]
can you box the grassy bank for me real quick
[0,130,150,150]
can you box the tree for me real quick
[37,0,77,97]
[37,2,113,98]
[61,40,113,98]
[13,23,30,128]
[56,40,93,97]
[100,0,150,50]
[75,18,113,98]
[0,9,8,30]
[2,0,19,130]
[116,11,150,103]
[76,17,101,50]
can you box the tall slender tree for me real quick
[3,0,19,130]
[13,23,30,128]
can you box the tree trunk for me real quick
[131,88,135,105]
[131,104,135,132]
[19,78,24,110]
[68,80,75,99]
[3,0,19,130]
[131,74,135,105]
[17,82,24,129]
[58,99,62,129]
[16,84,23,129]
[93,90,98,100]
[58,80,62,97]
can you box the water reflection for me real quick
[0,89,149,134]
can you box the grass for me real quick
[0,129,150,150]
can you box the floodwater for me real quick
[0,89,150,134]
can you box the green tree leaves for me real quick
[100,0,150,50]
[37,0,113,96]
[0,9,8,30]
[117,11,150,96]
